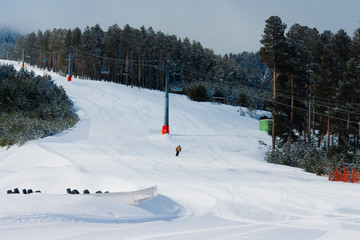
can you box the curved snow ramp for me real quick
[93,185,158,205]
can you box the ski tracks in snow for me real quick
[2,61,360,239]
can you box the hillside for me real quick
[0,60,360,240]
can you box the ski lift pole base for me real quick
[162,125,169,135]
[67,75,72,81]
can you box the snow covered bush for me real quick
[265,138,328,175]
[0,64,79,147]
[186,83,208,102]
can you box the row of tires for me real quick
[7,188,41,194]
[6,188,110,195]
[66,188,109,195]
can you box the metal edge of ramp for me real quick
[91,185,158,205]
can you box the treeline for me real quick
[0,64,79,147]
[0,28,19,59]
[3,24,271,106]
[260,16,360,172]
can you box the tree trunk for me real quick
[312,94,315,135]
[346,111,350,149]
[125,49,129,85]
[138,49,141,88]
[308,84,311,140]
[327,99,330,149]
[318,116,322,148]
[291,74,294,124]
[272,57,276,150]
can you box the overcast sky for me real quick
[1,0,359,55]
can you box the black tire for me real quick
[71,189,79,194]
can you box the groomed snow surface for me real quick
[1,60,360,240]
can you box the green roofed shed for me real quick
[259,119,271,132]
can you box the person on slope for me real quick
[176,145,182,157]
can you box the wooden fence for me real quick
[328,166,360,183]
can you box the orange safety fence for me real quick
[328,166,360,183]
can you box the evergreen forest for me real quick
[260,16,360,173]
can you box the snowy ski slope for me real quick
[0,60,360,240]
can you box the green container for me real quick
[259,119,271,132]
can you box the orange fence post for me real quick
[352,168,355,183]
[329,166,360,184]
[335,167,339,181]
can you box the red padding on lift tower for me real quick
[162,125,169,135]
[67,75,72,81]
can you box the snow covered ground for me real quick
[1,60,360,240]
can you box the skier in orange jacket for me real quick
[176,145,182,157]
